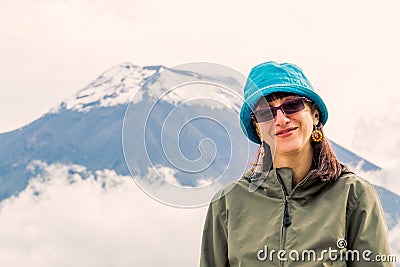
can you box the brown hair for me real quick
[251,92,344,182]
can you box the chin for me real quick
[275,140,303,154]
[276,146,301,154]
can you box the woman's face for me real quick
[254,95,319,156]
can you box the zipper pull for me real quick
[284,196,291,227]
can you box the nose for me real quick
[274,109,290,125]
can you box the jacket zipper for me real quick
[277,171,314,266]
[277,176,290,267]
[281,172,314,226]
[283,195,291,227]
[277,177,291,228]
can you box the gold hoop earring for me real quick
[311,125,323,143]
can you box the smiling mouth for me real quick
[275,127,297,136]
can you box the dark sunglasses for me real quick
[251,97,312,122]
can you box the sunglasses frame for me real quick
[251,97,312,123]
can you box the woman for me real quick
[200,61,393,266]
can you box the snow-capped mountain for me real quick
[49,62,244,114]
[50,63,163,113]
[0,62,399,225]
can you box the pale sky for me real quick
[0,1,399,164]
[0,2,397,116]
[0,0,400,164]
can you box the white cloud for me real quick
[196,178,213,187]
[351,95,400,170]
[345,94,400,200]
[353,166,400,197]
[1,161,400,266]
[0,161,207,267]
[146,164,181,186]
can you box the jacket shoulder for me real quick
[335,170,375,195]
[335,170,381,216]
[210,169,253,203]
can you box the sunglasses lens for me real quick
[281,98,305,114]
[253,108,274,122]
[251,98,307,122]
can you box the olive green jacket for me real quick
[200,168,394,266]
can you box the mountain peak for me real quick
[50,62,165,113]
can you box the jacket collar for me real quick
[245,167,329,199]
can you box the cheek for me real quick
[256,122,275,138]
[302,116,315,135]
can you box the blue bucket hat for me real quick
[240,61,328,144]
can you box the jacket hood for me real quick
[244,168,332,204]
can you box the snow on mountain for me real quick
[49,62,243,114]
[142,64,245,113]
[49,63,163,113]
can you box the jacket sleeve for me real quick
[346,184,394,267]
[200,197,230,267]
